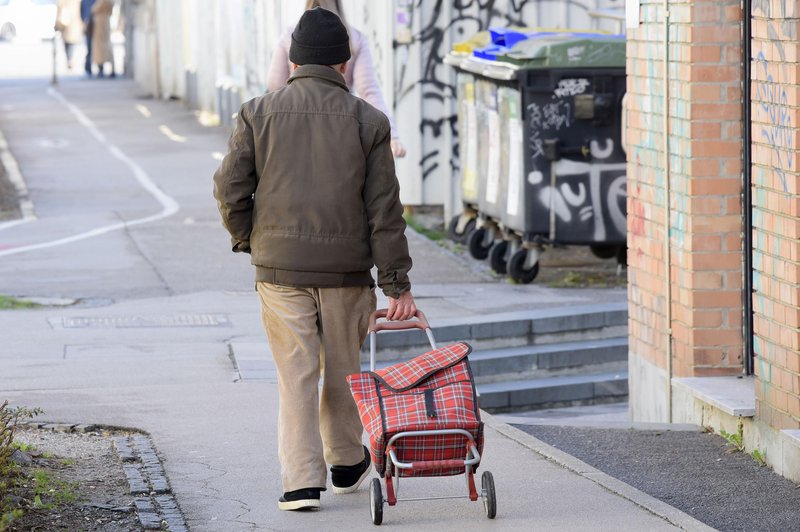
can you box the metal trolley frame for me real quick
[366,310,497,525]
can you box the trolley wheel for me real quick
[508,249,540,284]
[489,240,509,274]
[482,470,497,519]
[467,227,493,260]
[448,215,476,244]
[590,245,618,259]
[370,478,383,525]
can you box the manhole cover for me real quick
[56,314,231,329]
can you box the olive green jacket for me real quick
[213,64,411,298]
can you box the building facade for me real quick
[626,0,800,481]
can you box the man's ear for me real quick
[338,62,347,75]
[291,62,299,71]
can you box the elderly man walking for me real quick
[213,7,416,511]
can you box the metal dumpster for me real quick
[447,32,627,282]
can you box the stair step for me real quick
[476,371,628,413]
[469,337,627,379]
[361,303,628,359]
[360,337,628,377]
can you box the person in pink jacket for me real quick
[267,0,406,158]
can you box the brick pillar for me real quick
[751,1,800,430]
[627,0,744,421]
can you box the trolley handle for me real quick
[368,309,437,371]
[368,309,431,333]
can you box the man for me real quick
[80,0,96,76]
[213,7,416,512]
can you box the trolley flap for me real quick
[369,342,472,392]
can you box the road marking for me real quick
[135,104,152,118]
[158,125,187,143]
[0,128,36,232]
[0,89,179,258]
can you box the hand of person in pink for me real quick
[386,290,416,321]
[390,139,406,158]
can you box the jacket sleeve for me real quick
[363,121,412,299]
[213,103,256,254]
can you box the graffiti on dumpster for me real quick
[536,139,627,241]
[554,78,590,98]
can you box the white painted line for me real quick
[0,219,30,231]
[0,89,179,258]
[158,125,187,143]
[135,104,152,118]
[0,128,36,229]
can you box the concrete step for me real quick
[470,337,628,383]
[361,337,627,379]
[361,302,628,362]
[476,371,628,413]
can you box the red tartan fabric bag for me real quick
[347,342,484,478]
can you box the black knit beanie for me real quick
[289,7,351,66]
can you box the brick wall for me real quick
[751,0,800,430]
[627,0,744,419]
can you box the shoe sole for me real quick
[278,498,320,511]
[332,466,371,494]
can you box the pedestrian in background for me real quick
[80,0,95,76]
[267,0,406,158]
[91,0,116,78]
[214,7,416,512]
[55,0,83,70]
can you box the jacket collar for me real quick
[288,64,349,91]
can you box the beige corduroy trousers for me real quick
[256,282,376,492]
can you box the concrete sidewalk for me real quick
[0,74,704,531]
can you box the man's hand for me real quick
[386,290,416,321]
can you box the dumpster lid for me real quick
[499,34,626,68]
[446,31,625,79]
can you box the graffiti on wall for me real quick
[393,0,599,192]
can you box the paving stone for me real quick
[123,464,149,495]
[134,498,162,530]
[113,436,136,462]
[155,495,188,531]
[9,449,32,466]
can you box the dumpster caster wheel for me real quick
[489,240,508,274]
[508,249,539,284]
[467,228,493,260]
[590,245,618,260]
[482,471,496,519]
[616,246,627,266]
[370,478,383,525]
[448,215,476,244]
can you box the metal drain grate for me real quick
[58,314,231,329]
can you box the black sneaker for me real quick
[278,488,322,511]
[331,446,371,494]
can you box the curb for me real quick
[113,433,189,532]
[481,412,718,532]
[0,127,35,225]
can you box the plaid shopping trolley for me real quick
[347,309,497,525]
